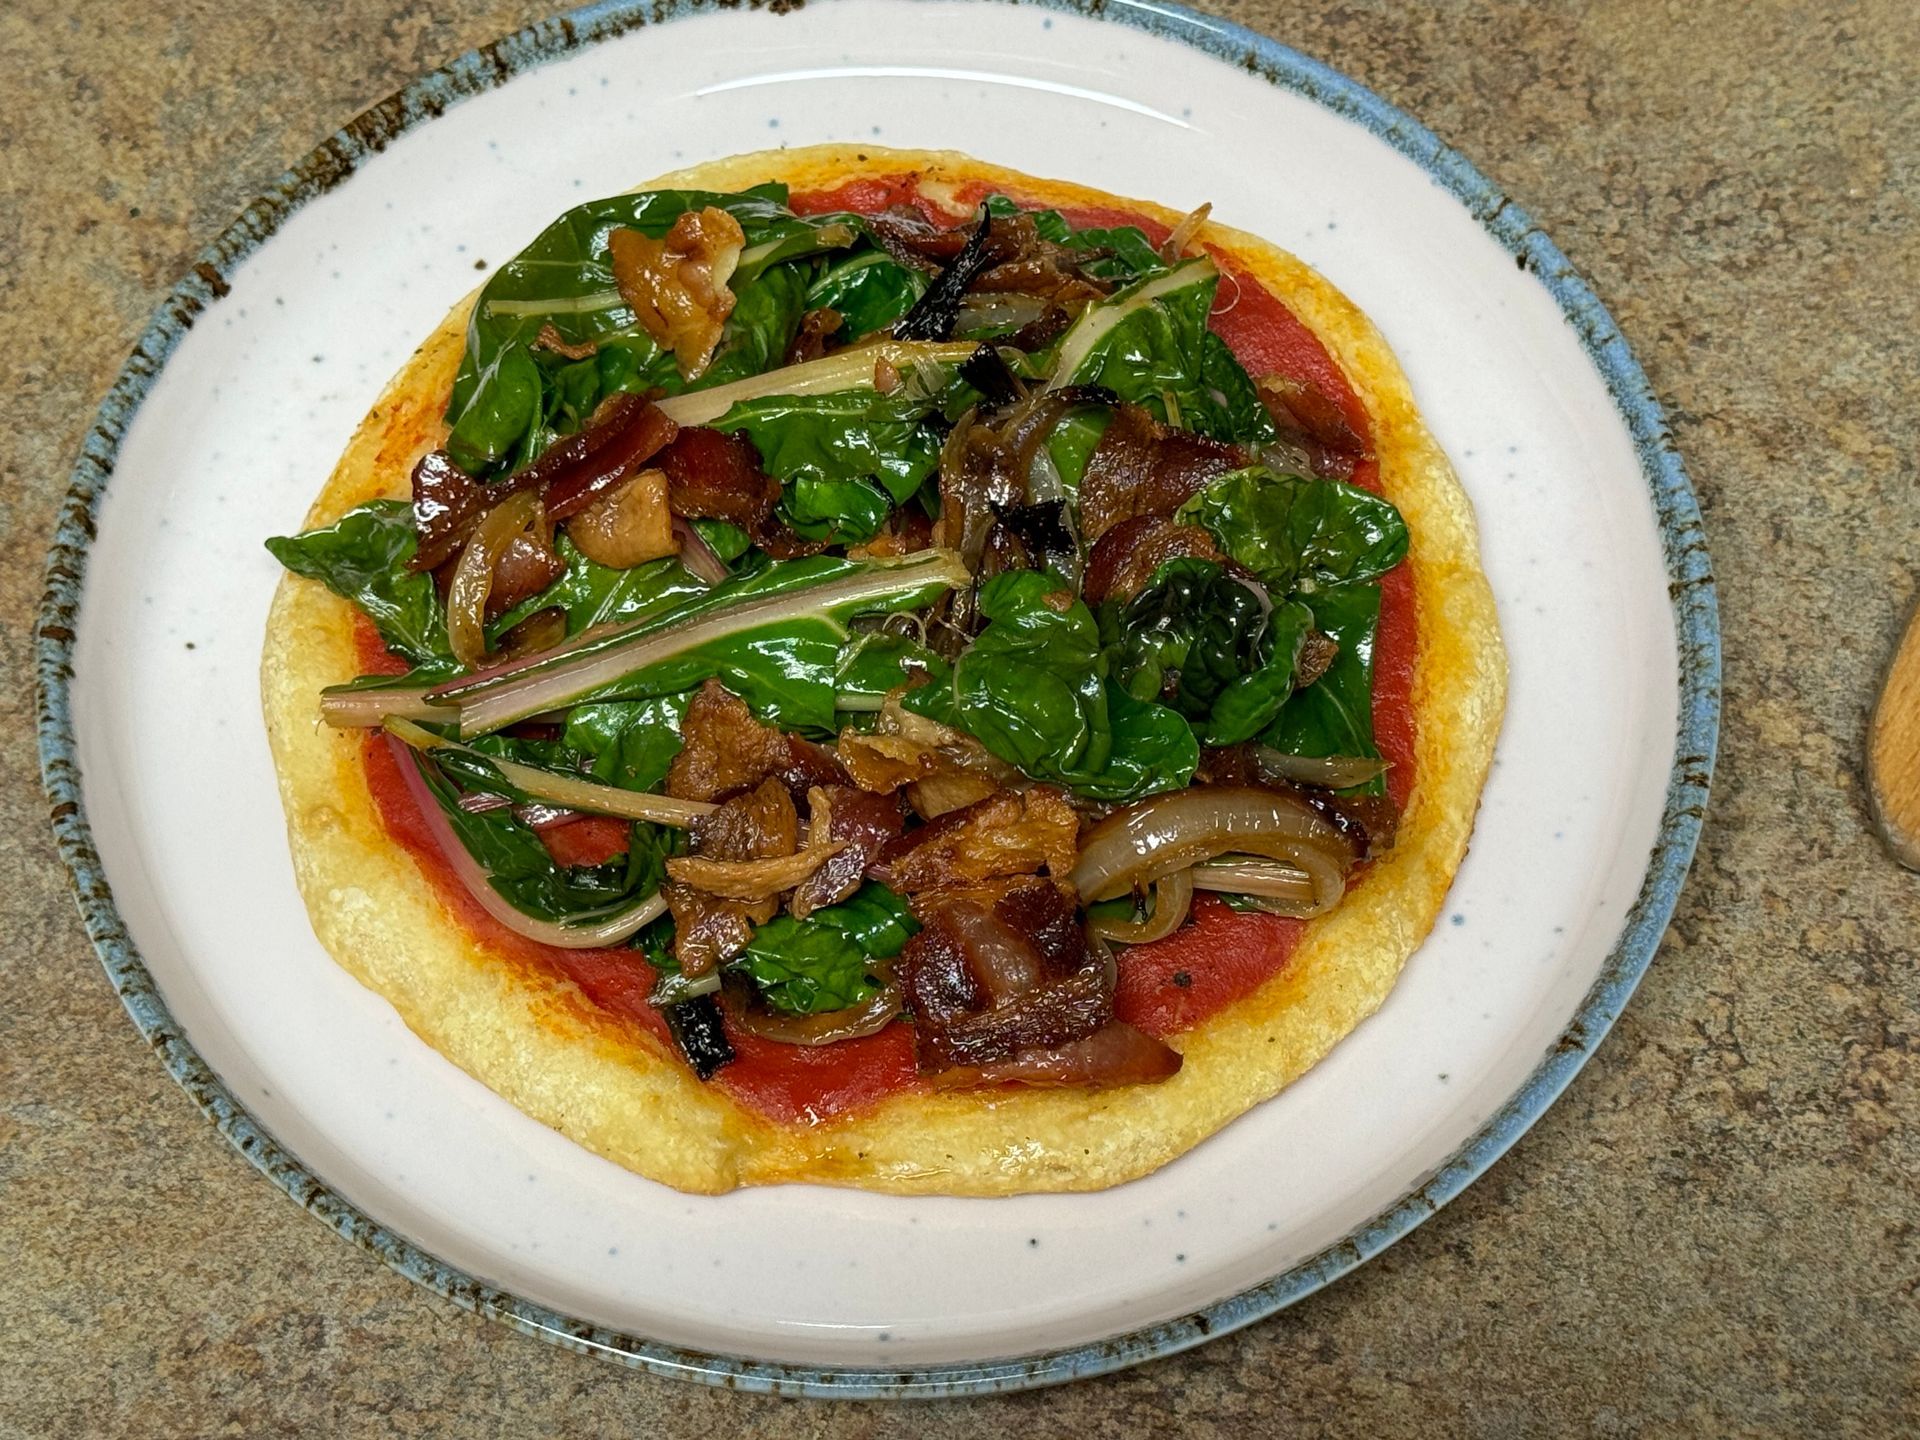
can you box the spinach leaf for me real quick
[806,249,925,339]
[1100,685,1208,799]
[490,535,710,640]
[1203,598,1315,745]
[1049,260,1276,445]
[1102,558,1317,745]
[575,619,844,732]
[1176,465,1409,594]
[445,184,832,473]
[265,500,446,664]
[529,336,669,459]
[779,477,892,547]
[811,881,920,956]
[699,262,813,389]
[1201,331,1280,444]
[734,882,918,1014]
[1061,222,1172,284]
[715,387,945,544]
[905,570,1197,800]
[1102,558,1269,716]
[1261,582,1383,776]
[562,693,691,792]
[413,751,671,924]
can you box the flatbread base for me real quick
[261,146,1505,1195]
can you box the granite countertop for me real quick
[3,1,1915,1433]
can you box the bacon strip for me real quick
[1080,516,1223,605]
[409,395,678,576]
[1257,374,1371,481]
[656,427,781,533]
[926,1021,1181,1088]
[897,877,1180,1086]
[1079,404,1244,540]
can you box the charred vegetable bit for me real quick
[267,177,1411,1091]
[664,993,736,1080]
[892,210,995,342]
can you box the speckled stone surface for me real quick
[2,1,1915,1434]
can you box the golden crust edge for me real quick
[259,144,1506,1196]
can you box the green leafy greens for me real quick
[439,550,970,737]
[414,751,674,925]
[1049,260,1276,446]
[1260,581,1385,772]
[264,501,445,665]
[905,570,1198,800]
[1168,466,1406,776]
[561,694,692,793]
[489,536,711,640]
[984,194,1169,284]
[805,249,925,339]
[715,387,946,545]
[1100,557,1317,745]
[1176,466,1409,594]
[445,183,878,475]
[734,882,918,1014]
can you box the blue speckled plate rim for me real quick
[36,0,1719,1399]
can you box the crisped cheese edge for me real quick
[260,145,1507,1196]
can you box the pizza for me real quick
[261,146,1505,1194]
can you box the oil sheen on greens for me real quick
[733,882,918,1014]
[445,184,852,474]
[1168,466,1409,780]
[264,180,1413,1018]
[905,570,1200,801]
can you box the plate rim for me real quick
[34,0,1720,1399]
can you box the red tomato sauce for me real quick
[351,176,1419,1122]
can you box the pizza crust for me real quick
[261,146,1505,1195]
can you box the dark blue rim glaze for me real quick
[36,0,1719,1399]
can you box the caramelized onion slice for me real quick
[387,734,666,949]
[1160,202,1213,262]
[446,492,543,669]
[1087,868,1194,945]
[954,292,1052,335]
[1191,851,1347,918]
[1069,785,1352,904]
[664,786,846,902]
[671,517,730,583]
[1251,746,1389,790]
[725,984,903,1046]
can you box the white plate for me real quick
[40,0,1716,1395]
